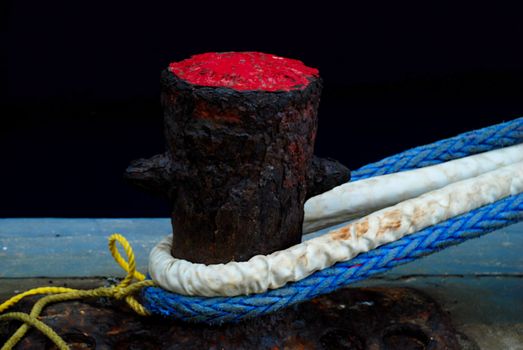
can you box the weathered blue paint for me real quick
[0,218,170,277]
[0,218,521,278]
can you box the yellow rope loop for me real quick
[108,233,146,284]
[0,233,156,350]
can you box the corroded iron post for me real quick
[125,52,349,264]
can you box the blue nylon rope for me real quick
[142,117,523,324]
[351,117,523,181]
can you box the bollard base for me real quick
[1,286,473,350]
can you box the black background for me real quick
[1,1,522,217]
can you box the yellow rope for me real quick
[0,312,69,350]
[0,233,155,350]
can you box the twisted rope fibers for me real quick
[351,117,523,181]
[142,116,523,324]
[0,234,155,350]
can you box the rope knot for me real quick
[0,234,154,350]
[112,286,127,300]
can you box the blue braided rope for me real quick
[351,117,523,181]
[143,117,523,324]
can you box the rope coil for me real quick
[143,193,523,324]
[142,117,523,324]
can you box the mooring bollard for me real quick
[4,53,512,349]
[125,52,349,264]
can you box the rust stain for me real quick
[413,206,425,222]
[193,101,241,123]
[355,219,369,237]
[162,91,178,105]
[282,337,312,350]
[377,209,402,237]
[332,219,369,240]
[288,142,298,154]
[18,287,466,349]
[331,226,352,240]
[298,253,308,266]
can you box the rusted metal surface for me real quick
[124,63,349,264]
[1,287,474,349]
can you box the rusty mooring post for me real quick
[6,286,469,349]
[125,52,349,264]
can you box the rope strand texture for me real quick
[143,116,523,324]
[0,234,154,350]
[143,193,523,324]
[351,117,523,181]
[303,143,523,233]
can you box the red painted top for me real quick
[169,52,318,92]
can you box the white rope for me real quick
[303,143,523,233]
[149,146,523,297]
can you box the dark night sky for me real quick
[1,1,522,217]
